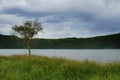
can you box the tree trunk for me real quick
[27,39,31,56]
[28,45,31,56]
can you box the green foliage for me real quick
[27,33,120,49]
[0,33,120,49]
[0,55,120,80]
[12,20,42,39]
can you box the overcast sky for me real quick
[0,0,120,38]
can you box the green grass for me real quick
[0,55,120,80]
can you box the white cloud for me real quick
[0,13,28,35]
[0,0,27,11]
[0,14,27,25]
[18,0,104,14]
[37,16,94,38]
[37,14,120,39]
[0,24,11,35]
[95,0,120,20]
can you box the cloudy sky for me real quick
[0,0,120,38]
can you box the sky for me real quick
[0,0,120,39]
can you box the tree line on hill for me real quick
[0,33,120,49]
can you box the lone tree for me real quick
[12,19,43,56]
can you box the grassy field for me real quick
[0,55,120,80]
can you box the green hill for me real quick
[0,33,120,49]
[0,34,24,49]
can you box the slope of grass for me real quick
[0,55,120,80]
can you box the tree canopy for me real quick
[12,19,43,56]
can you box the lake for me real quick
[0,49,120,63]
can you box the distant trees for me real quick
[12,19,43,56]
[0,33,120,49]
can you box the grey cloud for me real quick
[1,0,120,20]
[0,0,120,38]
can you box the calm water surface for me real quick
[0,49,120,63]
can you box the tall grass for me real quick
[0,55,120,80]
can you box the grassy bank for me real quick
[0,55,120,80]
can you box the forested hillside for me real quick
[0,34,24,48]
[0,33,120,49]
